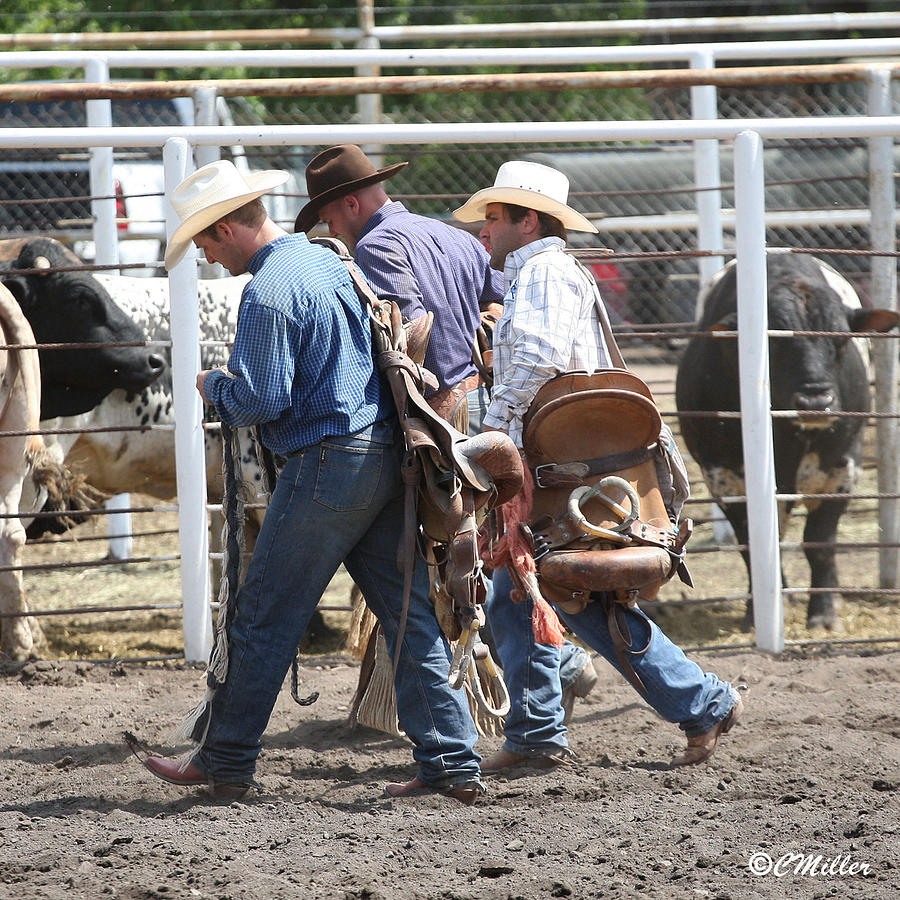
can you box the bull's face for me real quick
[765,272,897,432]
[1,238,166,418]
[767,292,845,430]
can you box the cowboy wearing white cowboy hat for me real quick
[451,159,742,777]
[164,159,289,271]
[454,159,597,233]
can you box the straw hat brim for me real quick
[164,170,290,270]
[453,185,598,233]
[293,161,408,234]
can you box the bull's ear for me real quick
[847,307,900,334]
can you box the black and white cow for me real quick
[38,272,268,587]
[0,238,165,658]
[0,238,166,419]
[675,252,899,630]
[63,271,260,502]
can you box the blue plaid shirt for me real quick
[354,201,503,393]
[204,233,390,455]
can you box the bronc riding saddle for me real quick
[511,366,694,693]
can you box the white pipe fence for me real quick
[4,114,898,658]
[3,31,900,655]
[163,138,213,663]
[733,131,782,654]
[6,36,900,69]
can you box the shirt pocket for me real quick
[313,441,383,511]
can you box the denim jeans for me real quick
[486,566,737,754]
[195,417,481,788]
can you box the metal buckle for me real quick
[533,463,555,489]
[531,532,552,561]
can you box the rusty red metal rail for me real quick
[2,62,899,104]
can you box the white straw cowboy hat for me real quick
[164,159,289,269]
[453,160,598,233]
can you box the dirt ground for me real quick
[1,645,898,900]
[4,365,899,899]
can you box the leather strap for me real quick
[533,445,657,488]
[602,593,649,694]
[530,511,677,559]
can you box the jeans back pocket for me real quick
[312,441,383,511]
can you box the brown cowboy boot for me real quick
[671,696,743,767]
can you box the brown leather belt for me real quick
[427,372,483,424]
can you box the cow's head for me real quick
[765,255,898,430]
[0,237,166,418]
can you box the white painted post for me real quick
[689,48,725,320]
[192,86,225,279]
[867,66,899,590]
[105,492,133,560]
[84,57,118,271]
[85,58,134,558]
[734,130,784,653]
[356,0,383,160]
[164,137,212,662]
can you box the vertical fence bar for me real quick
[734,129,783,653]
[85,57,134,556]
[192,87,225,279]
[356,0,383,161]
[164,137,212,662]
[105,492,133,561]
[84,57,118,271]
[690,48,725,319]
[867,66,899,590]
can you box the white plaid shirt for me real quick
[484,237,613,448]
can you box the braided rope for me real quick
[165,421,245,757]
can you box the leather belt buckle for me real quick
[533,462,589,489]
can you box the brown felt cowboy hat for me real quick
[294,145,408,234]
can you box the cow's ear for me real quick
[847,307,900,334]
[709,312,738,333]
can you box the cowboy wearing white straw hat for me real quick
[452,159,742,777]
[137,159,486,806]
[453,159,598,237]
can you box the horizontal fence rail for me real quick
[2,42,898,661]
[5,12,900,50]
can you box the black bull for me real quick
[675,253,899,630]
[0,237,165,419]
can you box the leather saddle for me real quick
[311,237,523,645]
[522,369,692,615]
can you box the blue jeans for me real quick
[487,566,737,754]
[195,418,481,788]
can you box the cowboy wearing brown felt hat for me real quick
[294,144,408,234]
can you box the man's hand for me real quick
[196,370,212,404]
